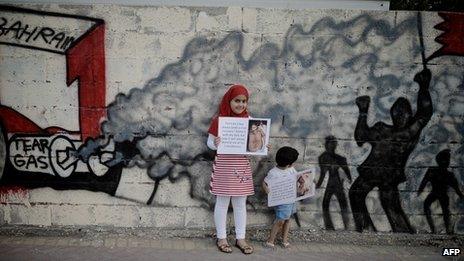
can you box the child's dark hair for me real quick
[276,146,299,167]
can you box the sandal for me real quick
[216,239,232,253]
[235,240,253,254]
[282,242,291,248]
[264,241,275,248]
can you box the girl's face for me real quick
[230,95,247,115]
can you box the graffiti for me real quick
[349,69,433,233]
[0,5,117,195]
[316,136,352,230]
[427,12,464,61]
[78,12,431,208]
[0,5,463,233]
[418,150,464,234]
[0,17,75,50]
[10,137,50,170]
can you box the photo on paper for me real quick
[296,168,316,201]
[246,119,268,153]
[217,117,271,155]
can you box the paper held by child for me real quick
[267,168,316,207]
[217,117,271,155]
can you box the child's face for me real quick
[230,95,247,114]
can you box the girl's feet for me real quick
[216,239,232,253]
[282,241,291,248]
[235,239,253,254]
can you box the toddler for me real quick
[262,146,300,248]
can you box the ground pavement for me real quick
[0,233,461,261]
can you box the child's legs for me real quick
[268,220,285,244]
[282,220,291,243]
[214,195,231,239]
[231,196,247,240]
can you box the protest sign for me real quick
[267,168,316,207]
[217,117,270,155]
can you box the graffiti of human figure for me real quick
[316,135,352,230]
[418,149,464,234]
[349,68,433,233]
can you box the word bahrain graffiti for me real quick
[1,5,463,233]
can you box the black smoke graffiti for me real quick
[349,69,433,233]
[316,135,352,230]
[418,149,464,234]
[84,13,424,208]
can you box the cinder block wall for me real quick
[0,4,463,234]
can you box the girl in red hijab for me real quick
[207,84,254,254]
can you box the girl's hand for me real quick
[266,143,271,150]
[214,136,221,147]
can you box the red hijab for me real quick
[208,84,249,136]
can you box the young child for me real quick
[207,84,254,254]
[262,146,300,248]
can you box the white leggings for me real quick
[214,195,247,240]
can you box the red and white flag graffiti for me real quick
[427,12,464,61]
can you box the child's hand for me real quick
[266,144,272,150]
[214,136,221,147]
[300,170,311,175]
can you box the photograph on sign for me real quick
[296,168,316,201]
[217,117,270,155]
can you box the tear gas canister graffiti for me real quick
[0,6,122,195]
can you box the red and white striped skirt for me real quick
[210,154,254,196]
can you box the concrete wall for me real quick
[0,0,390,10]
[0,4,463,234]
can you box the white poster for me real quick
[267,168,316,207]
[217,117,271,155]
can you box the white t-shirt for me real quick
[264,166,298,184]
